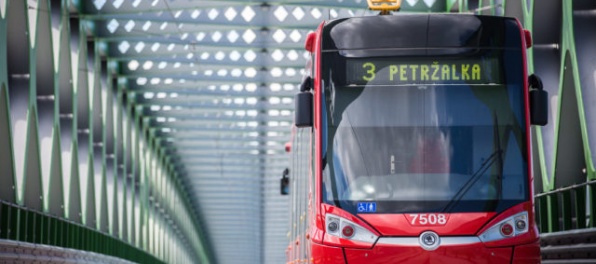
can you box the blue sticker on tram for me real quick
[357,202,377,213]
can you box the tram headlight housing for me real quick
[479,212,529,243]
[325,214,378,244]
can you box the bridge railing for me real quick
[535,180,596,262]
[0,201,162,263]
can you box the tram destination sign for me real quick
[345,57,501,86]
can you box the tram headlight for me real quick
[500,223,514,237]
[515,218,527,231]
[327,219,339,233]
[479,212,529,243]
[325,214,378,244]
[342,225,355,238]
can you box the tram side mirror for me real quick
[295,76,313,128]
[529,74,548,126]
[280,168,290,195]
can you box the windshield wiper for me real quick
[442,114,504,213]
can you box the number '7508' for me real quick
[406,214,449,226]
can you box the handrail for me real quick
[535,180,596,198]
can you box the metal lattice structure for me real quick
[81,1,420,263]
[1,0,596,263]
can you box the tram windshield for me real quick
[321,50,529,214]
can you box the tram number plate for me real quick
[406,214,449,226]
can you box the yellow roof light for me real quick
[367,0,401,13]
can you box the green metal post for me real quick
[574,187,586,229]
[590,184,596,228]
[536,197,545,232]
[561,191,572,231]
[547,194,560,232]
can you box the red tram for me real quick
[284,1,548,263]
